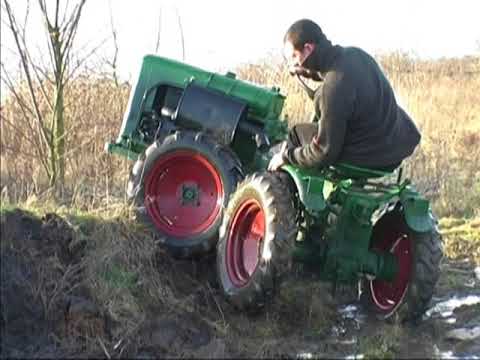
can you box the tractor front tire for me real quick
[361,207,443,321]
[216,172,298,311]
[128,131,243,258]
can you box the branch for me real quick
[154,6,162,53]
[22,43,54,113]
[59,0,71,28]
[31,49,54,84]
[0,63,48,172]
[61,0,86,61]
[3,0,51,148]
[175,7,185,61]
[1,62,35,118]
[0,43,21,62]
[12,8,54,111]
[54,0,60,29]
[21,0,30,40]
[38,0,53,32]
[108,0,119,86]
[39,0,64,86]
[64,37,109,84]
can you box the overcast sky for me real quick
[1,0,479,84]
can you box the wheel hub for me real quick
[180,183,200,206]
[144,150,223,238]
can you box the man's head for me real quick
[283,19,328,78]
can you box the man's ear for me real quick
[303,42,315,57]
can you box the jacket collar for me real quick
[313,39,342,75]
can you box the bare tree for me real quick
[2,0,86,187]
[106,0,119,86]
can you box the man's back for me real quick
[323,46,421,168]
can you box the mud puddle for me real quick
[306,263,480,359]
[293,289,479,359]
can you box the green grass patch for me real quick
[358,324,402,359]
[101,263,138,291]
[65,212,102,236]
[439,217,480,263]
[0,201,18,215]
[439,217,468,229]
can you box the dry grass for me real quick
[1,53,479,219]
[382,54,480,218]
[0,75,132,210]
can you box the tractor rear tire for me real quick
[128,131,243,258]
[216,172,298,311]
[361,207,443,321]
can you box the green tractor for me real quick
[105,55,288,257]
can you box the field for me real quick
[1,53,479,358]
[1,53,479,218]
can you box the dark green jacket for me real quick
[284,44,421,168]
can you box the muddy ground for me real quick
[1,208,479,359]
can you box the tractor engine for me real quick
[138,82,270,152]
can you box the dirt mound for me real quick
[1,209,106,358]
[0,208,341,358]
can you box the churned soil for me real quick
[1,208,478,358]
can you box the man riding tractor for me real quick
[268,18,421,173]
[216,19,442,322]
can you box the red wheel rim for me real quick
[369,231,412,314]
[226,199,265,287]
[144,150,223,238]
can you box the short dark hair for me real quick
[284,19,327,50]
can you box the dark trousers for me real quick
[287,123,401,172]
[287,123,318,148]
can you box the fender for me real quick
[399,187,433,233]
[280,165,329,213]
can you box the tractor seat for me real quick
[329,163,396,180]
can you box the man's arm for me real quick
[284,73,355,168]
